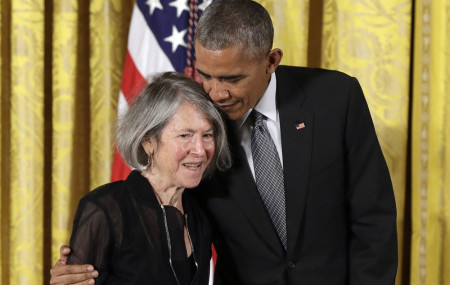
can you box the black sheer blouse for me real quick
[67,170,212,285]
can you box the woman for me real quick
[61,72,231,284]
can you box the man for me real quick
[50,0,397,284]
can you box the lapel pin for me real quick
[296,122,306,130]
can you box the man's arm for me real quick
[49,246,98,285]
[345,77,398,283]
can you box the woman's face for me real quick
[142,102,215,190]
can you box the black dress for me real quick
[67,170,212,285]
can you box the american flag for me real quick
[111,1,215,282]
[111,0,212,182]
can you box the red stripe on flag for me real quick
[121,51,147,104]
[212,245,217,267]
[111,147,131,182]
[111,51,147,182]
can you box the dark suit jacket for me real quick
[195,66,397,285]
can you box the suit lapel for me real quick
[214,68,315,253]
[276,68,313,256]
[225,120,283,250]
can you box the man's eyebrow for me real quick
[220,74,244,80]
[197,69,210,77]
[197,69,244,80]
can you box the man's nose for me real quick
[205,80,229,102]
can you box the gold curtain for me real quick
[1,0,449,284]
[260,0,310,66]
[50,0,131,261]
[1,0,133,284]
[411,0,450,284]
[5,1,45,284]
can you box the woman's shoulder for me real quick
[82,180,124,200]
[76,180,128,216]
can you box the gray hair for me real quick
[196,0,274,60]
[116,72,231,177]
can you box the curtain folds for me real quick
[51,0,84,262]
[50,0,131,261]
[261,0,310,67]
[411,0,450,284]
[0,0,449,284]
[9,0,45,284]
[89,0,128,189]
[50,0,132,264]
[0,0,5,282]
[1,1,131,284]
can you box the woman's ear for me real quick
[266,48,283,74]
[141,139,155,156]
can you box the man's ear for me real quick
[266,48,283,74]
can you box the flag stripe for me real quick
[136,1,189,72]
[120,51,146,104]
[128,4,175,77]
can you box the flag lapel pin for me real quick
[296,122,306,130]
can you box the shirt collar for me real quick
[237,72,277,128]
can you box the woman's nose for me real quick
[190,136,207,156]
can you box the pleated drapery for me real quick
[4,1,45,283]
[1,1,133,284]
[0,1,449,284]
[411,1,450,284]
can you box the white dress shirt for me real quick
[236,73,283,179]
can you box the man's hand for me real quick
[49,245,98,285]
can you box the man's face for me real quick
[196,42,272,121]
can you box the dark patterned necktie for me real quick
[250,110,287,250]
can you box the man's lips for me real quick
[217,101,238,109]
